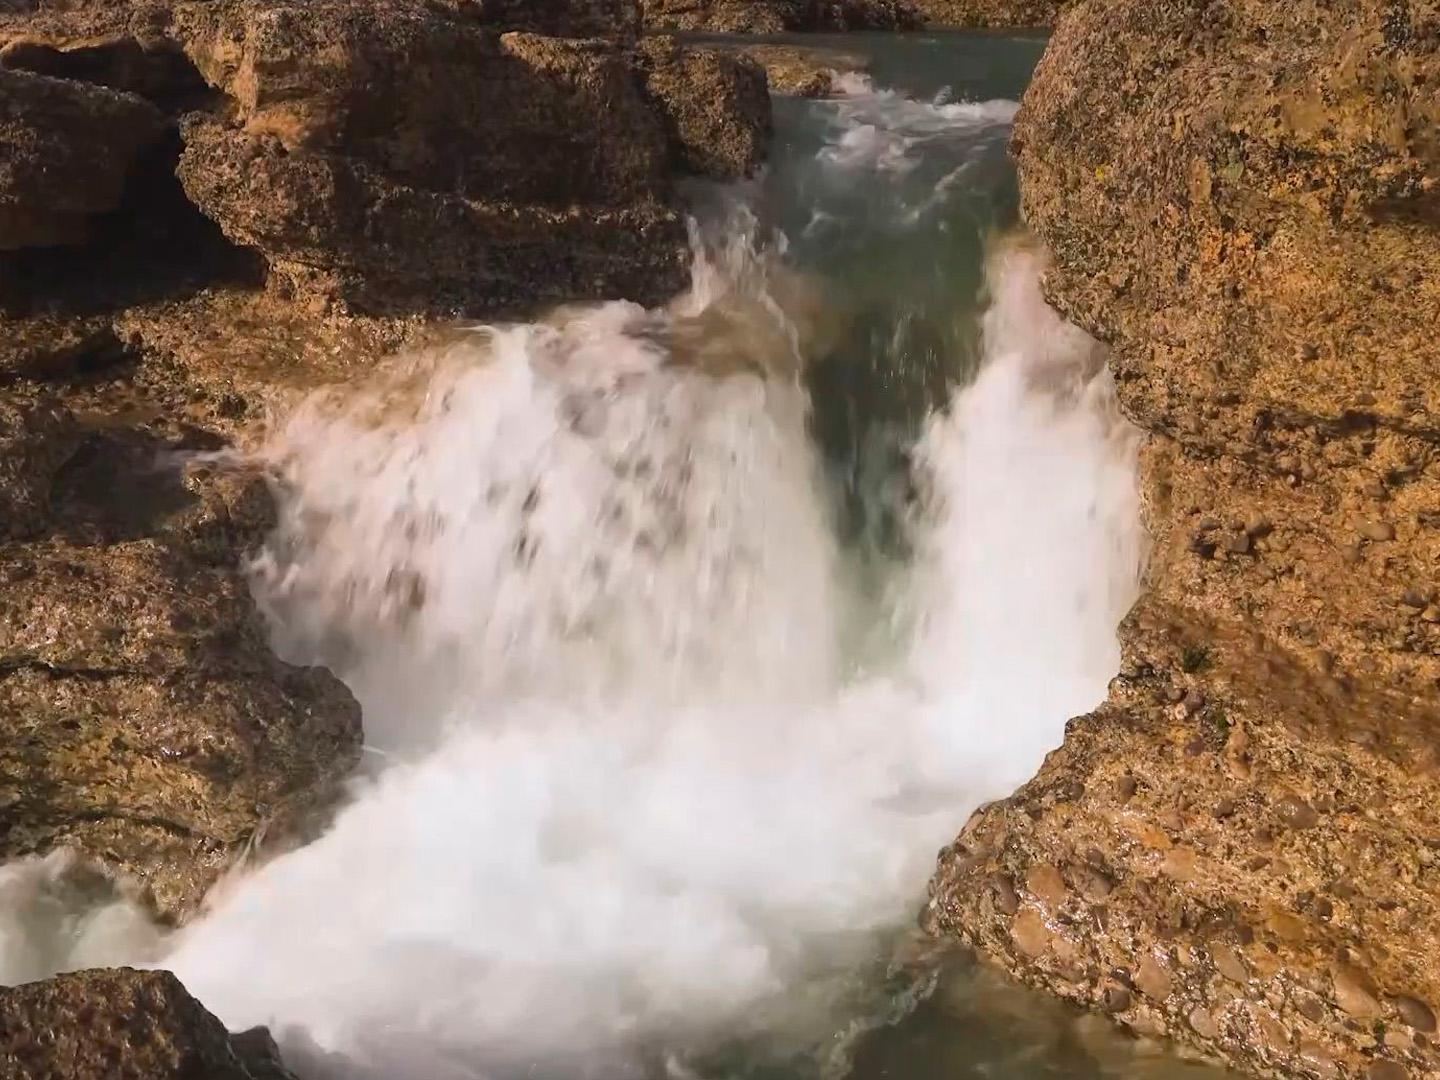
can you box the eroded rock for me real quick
[0,968,295,1079]
[639,0,920,32]
[927,1,1440,1076]
[0,68,163,250]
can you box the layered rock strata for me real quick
[927,1,1440,1078]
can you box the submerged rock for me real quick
[928,0,1440,1076]
[0,968,296,1079]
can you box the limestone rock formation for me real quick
[903,0,1063,26]
[639,0,919,32]
[637,37,771,174]
[0,968,296,1079]
[0,68,164,250]
[927,1,1440,1078]
[1,0,770,317]
[637,0,1061,29]
[0,0,773,932]
[727,42,868,97]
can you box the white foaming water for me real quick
[0,73,1143,1080]
[902,241,1147,797]
[819,74,1018,175]
[142,234,1141,1078]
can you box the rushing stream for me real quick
[1,31,1232,1080]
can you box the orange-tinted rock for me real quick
[0,968,295,1079]
[926,1,1440,1076]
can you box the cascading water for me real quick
[0,32,1191,1080]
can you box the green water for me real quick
[759,32,1041,550]
[688,32,1235,1080]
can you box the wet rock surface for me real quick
[0,968,296,1078]
[928,0,1440,1077]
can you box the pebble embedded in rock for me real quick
[1226,532,1252,554]
[991,873,1020,915]
[1297,994,1325,1022]
[1392,995,1437,1033]
[1116,774,1137,802]
[1402,589,1429,608]
[1211,942,1248,982]
[1359,522,1396,542]
[1011,908,1052,959]
[1135,955,1173,1000]
[1025,863,1069,909]
[1367,1062,1409,1080]
[1333,964,1383,1019]
[1245,512,1272,536]
[1188,1005,1219,1039]
[1276,794,1321,830]
[1102,985,1132,1012]
[1298,1041,1339,1079]
[1079,867,1114,900]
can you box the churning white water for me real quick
[0,62,1144,1080]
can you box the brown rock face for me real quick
[637,37,771,177]
[2,0,770,317]
[637,0,1060,29]
[0,67,163,249]
[164,1,767,315]
[927,1,1440,1078]
[0,968,295,1079]
[903,0,1063,26]
[0,0,773,932]
[639,0,919,32]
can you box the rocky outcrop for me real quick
[637,0,1061,30]
[639,0,919,32]
[0,0,772,929]
[0,968,295,1079]
[0,0,772,1072]
[903,0,1063,26]
[1,0,769,316]
[927,1,1440,1078]
[0,68,164,249]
